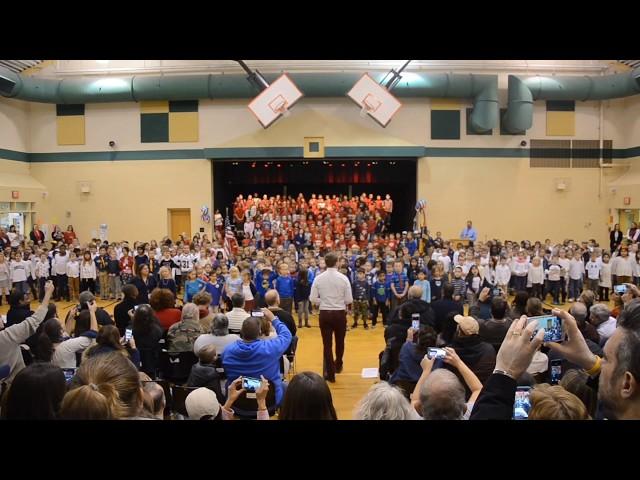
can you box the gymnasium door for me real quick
[168,209,191,240]
[619,209,640,233]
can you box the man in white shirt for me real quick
[226,293,250,332]
[589,303,617,346]
[309,251,353,382]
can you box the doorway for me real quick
[618,209,639,234]
[168,208,191,241]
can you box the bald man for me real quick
[264,289,296,354]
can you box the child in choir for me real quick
[80,251,97,294]
[66,251,81,302]
[599,252,612,302]
[527,256,545,300]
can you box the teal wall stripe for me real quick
[2,146,639,163]
[205,147,304,158]
[324,146,426,157]
[0,148,29,162]
[424,147,530,158]
[29,149,206,162]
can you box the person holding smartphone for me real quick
[222,307,292,407]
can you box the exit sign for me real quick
[11,191,19,199]
[624,197,631,205]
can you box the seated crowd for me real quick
[1,216,640,420]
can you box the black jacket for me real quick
[447,335,496,385]
[133,323,164,378]
[386,299,436,332]
[470,373,517,420]
[610,230,623,251]
[431,298,464,333]
[6,305,34,328]
[114,298,138,336]
[129,275,158,304]
[268,307,297,354]
[186,362,224,403]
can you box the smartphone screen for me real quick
[527,315,563,343]
[411,320,420,330]
[427,348,447,360]
[134,304,141,311]
[614,284,627,295]
[125,328,133,342]
[62,368,77,384]
[252,311,264,317]
[492,288,501,296]
[513,387,532,420]
[550,360,562,385]
[242,377,262,392]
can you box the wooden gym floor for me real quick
[0,297,610,419]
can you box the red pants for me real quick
[319,310,347,380]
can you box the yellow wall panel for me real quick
[56,116,85,145]
[169,112,199,142]
[546,111,575,136]
[430,98,461,110]
[140,100,169,114]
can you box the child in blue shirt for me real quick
[273,263,295,314]
[204,272,223,312]
[390,260,409,311]
[184,269,206,303]
[412,269,431,303]
[254,265,275,308]
[371,271,391,326]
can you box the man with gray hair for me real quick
[419,369,468,420]
[589,303,617,346]
[570,302,601,345]
[193,313,240,356]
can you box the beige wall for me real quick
[3,72,640,247]
[417,157,623,246]
[0,98,30,152]
[29,160,213,242]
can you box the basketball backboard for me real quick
[347,73,402,127]
[248,73,304,128]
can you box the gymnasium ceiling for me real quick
[0,60,44,73]
[0,60,635,77]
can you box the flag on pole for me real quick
[224,212,235,258]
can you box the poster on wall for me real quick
[99,224,108,242]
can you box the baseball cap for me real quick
[454,315,479,335]
[185,387,220,419]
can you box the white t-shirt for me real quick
[242,283,254,301]
[597,317,617,345]
[585,261,601,280]
[10,260,30,283]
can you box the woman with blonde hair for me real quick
[528,384,590,420]
[354,381,420,420]
[60,352,146,420]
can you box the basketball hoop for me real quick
[269,94,290,117]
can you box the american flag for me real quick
[223,213,235,258]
